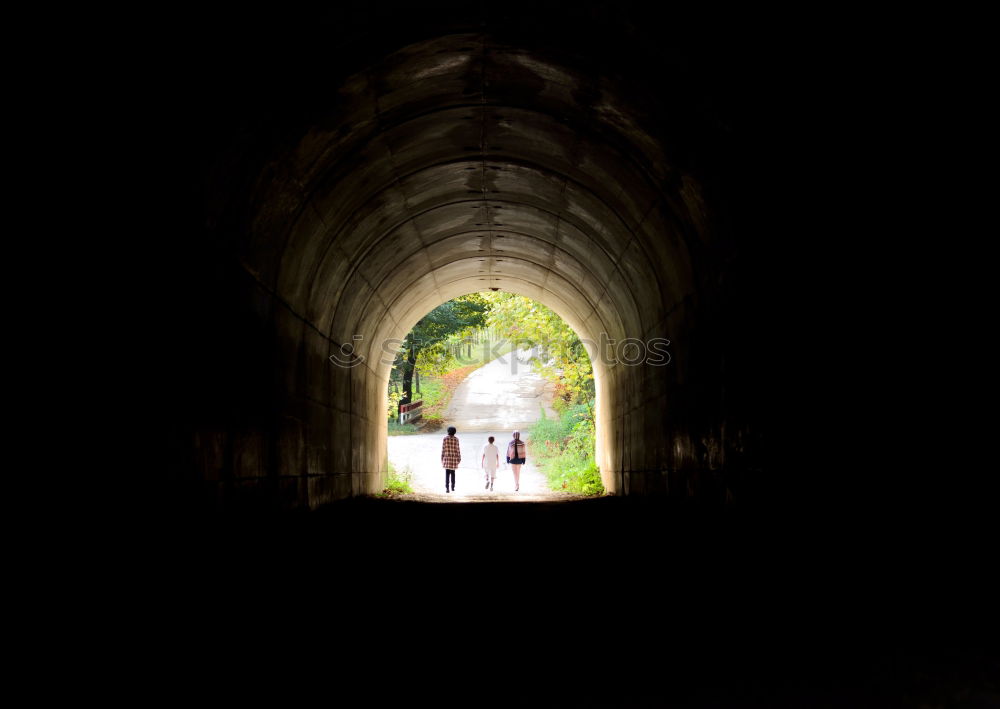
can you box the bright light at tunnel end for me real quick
[327,334,671,368]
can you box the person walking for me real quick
[506,430,526,492]
[441,426,461,493]
[481,435,500,491]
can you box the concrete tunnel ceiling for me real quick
[247,35,698,368]
[178,16,767,510]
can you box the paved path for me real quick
[444,348,558,431]
[388,351,579,502]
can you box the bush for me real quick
[378,462,414,496]
[530,410,566,448]
[528,406,603,496]
[544,457,603,496]
[387,387,402,420]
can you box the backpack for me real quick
[507,439,524,459]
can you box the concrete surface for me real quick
[443,348,558,432]
[387,431,579,501]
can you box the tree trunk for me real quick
[401,340,416,404]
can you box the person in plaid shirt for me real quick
[441,426,462,493]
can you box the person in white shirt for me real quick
[481,436,500,491]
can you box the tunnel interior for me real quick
[113,6,1000,704]
[143,3,771,514]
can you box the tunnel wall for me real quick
[152,8,767,513]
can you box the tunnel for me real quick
[143,4,768,514]
[116,5,998,704]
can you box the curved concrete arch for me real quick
[281,146,690,334]
[161,23,766,512]
[321,208,645,326]
[247,42,703,302]
[361,233,633,329]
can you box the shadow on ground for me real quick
[120,496,998,707]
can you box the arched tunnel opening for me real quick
[384,292,604,498]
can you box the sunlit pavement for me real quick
[388,351,581,502]
[443,348,558,432]
[387,431,584,501]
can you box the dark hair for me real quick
[488,436,494,443]
[447,426,457,435]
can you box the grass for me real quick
[412,377,444,409]
[540,454,604,495]
[376,461,414,497]
[388,362,481,435]
[423,363,479,419]
[388,378,444,435]
[387,421,423,436]
[529,405,605,496]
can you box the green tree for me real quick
[397,295,487,405]
[481,292,594,407]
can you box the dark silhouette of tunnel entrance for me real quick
[121,10,998,703]
[151,7,767,514]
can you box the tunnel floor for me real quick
[388,431,582,501]
[128,497,996,707]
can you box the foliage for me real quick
[387,292,596,472]
[415,343,458,377]
[413,378,444,408]
[528,405,604,496]
[387,387,402,420]
[415,326,513,376]
[530,414,566,450]
[378,461,414,496]
[481,292,594,406]
[386,365,476,435]
[392,294,490,405]
[544,455,604,496]
[404,295,488,360]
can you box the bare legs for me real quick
[511,464,522,491]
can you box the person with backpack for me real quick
[506,430,526,492]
